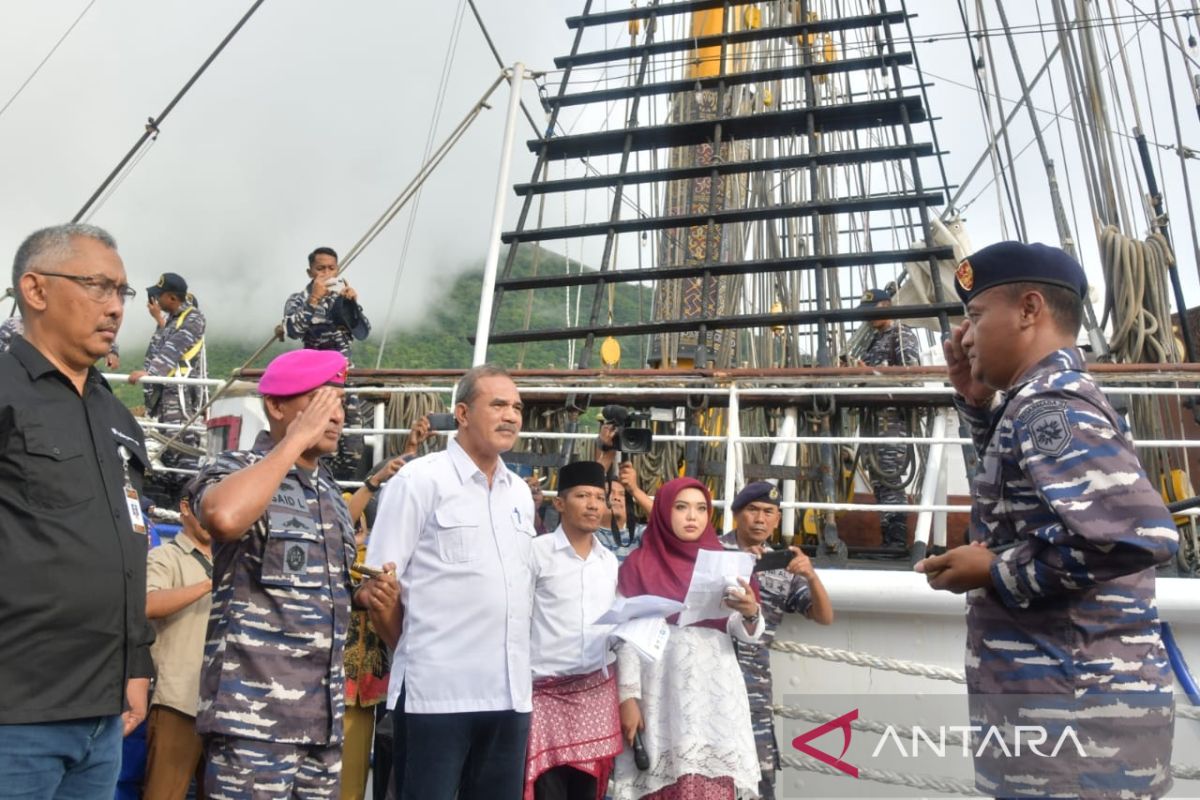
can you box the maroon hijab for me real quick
[617,477,760,631]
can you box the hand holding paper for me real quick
[677,549,755,627]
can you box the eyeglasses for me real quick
[36,272,137,305]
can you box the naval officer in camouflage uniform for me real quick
[282,247,371,480]
[189,348,400,799]
[0,316,25,353]
[719,482,834,800]
[916,241,1178,799]
[129,273,206,475]
[858,288,921,553]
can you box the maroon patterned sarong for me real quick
[523,668,622,800]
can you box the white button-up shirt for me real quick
[530,526,619,679]
[367,438,536,714]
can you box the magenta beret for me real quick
[258,349,347,397]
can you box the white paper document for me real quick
[677,549,756,627]
[594,594,685,625]
[611,616,671,663]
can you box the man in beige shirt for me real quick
[145,497,213,800]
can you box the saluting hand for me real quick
[284,387,343,452]
[943,320,994,407]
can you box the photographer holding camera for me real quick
[594,407,654,560]
[282,246,372,479]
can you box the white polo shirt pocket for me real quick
[433,508,481,563]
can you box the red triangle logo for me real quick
[791,708,859,778]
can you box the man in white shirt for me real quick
[368,364,536,800]
[524,461,623,800]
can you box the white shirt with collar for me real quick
[366,438,537,714]
[530,526,619,679]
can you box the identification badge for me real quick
[117,445,146,535]
[125,485,147,535]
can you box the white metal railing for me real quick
[103,373,226,387]
[121,373,1200,542]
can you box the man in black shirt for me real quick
[0,224,155,798]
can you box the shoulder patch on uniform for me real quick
[1020,400,1072,456]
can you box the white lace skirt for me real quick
[612,625,761,799]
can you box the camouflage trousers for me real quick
[749,703,779,800]
[867,442,908,534]
[205,735,341,800]
[330,393,368,481]
[155,387,202,472]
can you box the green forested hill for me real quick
[114,247,654,406]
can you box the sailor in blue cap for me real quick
[917,241,1177,798]
[720,481,833,800]
[129,272,206,488]
[856,287,921,554]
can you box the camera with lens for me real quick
[598,404,654,454]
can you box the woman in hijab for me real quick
[612,477,764,800]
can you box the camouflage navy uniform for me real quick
[190,430,358,799]
[283,286,371,479]
[860,321,921,545]
[719,532,812,800]
[0,317,21,352]
[955,347,1178,799]
[143,301,206,472]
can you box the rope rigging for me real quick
[71,0,270,223]
[0,0,99,122]
[373,0,470,369]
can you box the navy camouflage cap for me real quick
[731,481,781,513]
[955,241,1087,305]
[858,288,893,307]
[149,272,188,295]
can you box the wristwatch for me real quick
[742,611,760,626]
[363,477,381,493]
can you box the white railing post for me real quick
[472,62,526,367]
[912,408,948,549]
[933,443,950,548]
[723,382,741,533]
[772,407,799,539]
[371,401,386,469]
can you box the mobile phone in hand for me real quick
[752,549,794,573]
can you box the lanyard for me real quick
[117,445,147,535]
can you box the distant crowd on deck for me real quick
[0,223,1181,800]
